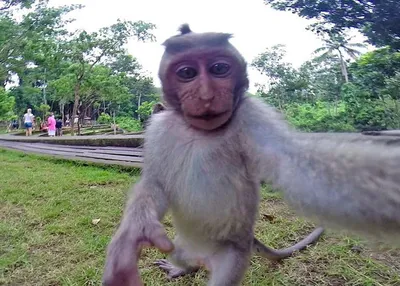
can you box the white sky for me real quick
[47,0,368,93]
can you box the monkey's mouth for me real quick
[189,111,229,121]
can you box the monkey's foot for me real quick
[154,259,198,279]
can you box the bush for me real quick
[97,113,112,124]
[284,101,356,132]
[115,116,142,132]
[341,83,400,130]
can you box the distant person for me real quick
[12,120,19,130]
[47,113,56,137]
[40,121,48,132]
[23,108,34,136]
[7,120,19,132]
[55,118,63,136]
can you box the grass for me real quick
[1,149,400,286]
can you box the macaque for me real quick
[103,24,400,286]
[152,102,166,114]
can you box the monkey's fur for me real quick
[103,25,400,286]
[151,102,166,115]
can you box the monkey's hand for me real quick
[102,220,174,286]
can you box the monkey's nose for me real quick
[199,92,214,101]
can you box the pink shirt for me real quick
[47,116,56,131]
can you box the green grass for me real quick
[1,149,399,286]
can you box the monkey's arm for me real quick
[244,98,400,241]
[103,178,173,286]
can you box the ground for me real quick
[1,149,400,286]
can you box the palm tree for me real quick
[313,33,366,83]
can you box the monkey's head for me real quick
[158,24,249,131]
[152,102,166,115]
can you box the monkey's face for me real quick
[164,50,240,131]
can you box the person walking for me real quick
[47,113,56,137]
[23,108,35,136]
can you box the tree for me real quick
[0,3,81,86]
[264,0,400,50]
[0,88,15,120]
[313,33,366,83]
[64,20,156,134]
[0,0,36,11]
[252,45,311,109]
[349,47,400,99]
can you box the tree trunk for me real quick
[59,102,65,124]
[71,81,81,136]
[137,93,142,121]
[338,51,349,83]
[113,111,116,135]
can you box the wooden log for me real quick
[0,141,143,168]
[362,130,400,137]
[0,134,145,148]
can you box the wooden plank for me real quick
[20,142,144,153]
[86,149,143,157]
[0,142,143,168]
[362,130,400,137]
[0,142,85,158]
[22,143,144,157]
[0,141,143,162]
[0,134,145,148]
[16,143,88,154]
[72,156,143,168]
[78,152,144,163]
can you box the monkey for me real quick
[152,102,166,114]
[102,24,400,286]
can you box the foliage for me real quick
[313,33,366,83]
[62,19,156,133]
[0,3,81,86]
[0,88,15,120]
[1,0,160,136]
[137,100,156,121]
[97,112,111,124]
[37,103,50,118]
[264,0,400,50]
[349,47,400,99]
[285,101,355,132]
[252,45,311,109]
[115,116,142,132]
[0,0,37,11]
[253,42,400,131]
[341,83,400,130]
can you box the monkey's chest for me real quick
[163,142,258,238]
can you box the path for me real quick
[0,140,143,168]
[1,131,400,169]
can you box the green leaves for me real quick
[0,88,15,120]
[264,0,400,50]
[0,0,158,136]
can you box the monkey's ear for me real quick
[178,23,192,35]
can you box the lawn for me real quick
[1,149,399,286]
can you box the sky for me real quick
[47,0,366,93]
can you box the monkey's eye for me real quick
[209,63,230,76]
[176,67,197,80]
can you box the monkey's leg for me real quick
[154,236,200,279]
[207,244,251,286]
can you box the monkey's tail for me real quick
[253,227,324,261]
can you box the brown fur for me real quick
[151,102,166,114]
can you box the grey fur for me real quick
[102,25,400,286]
[178,23,192,35]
